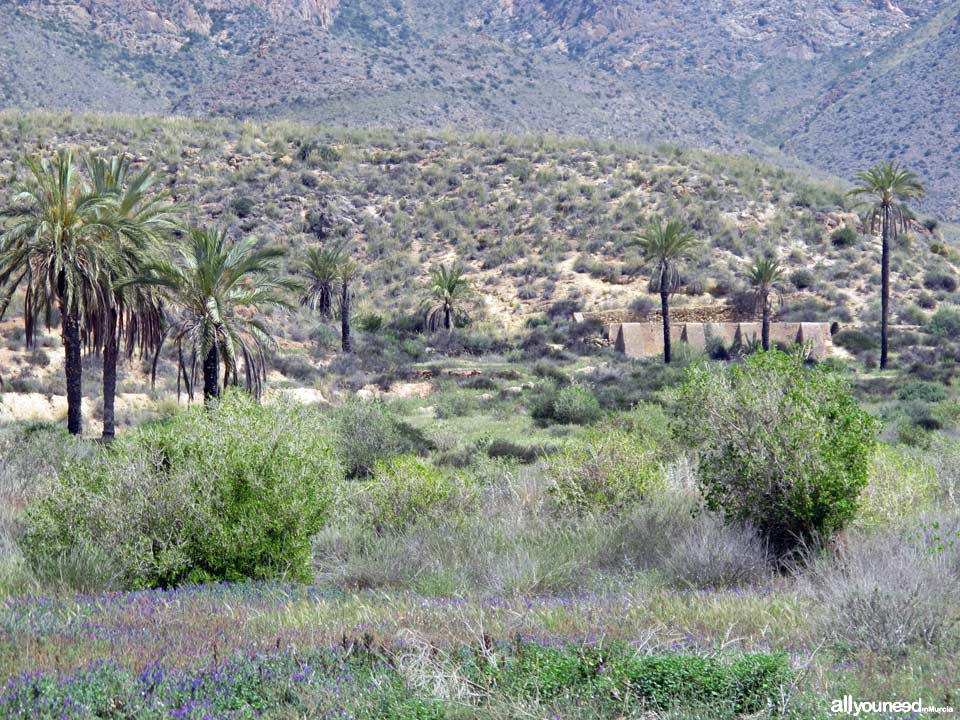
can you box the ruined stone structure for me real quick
[611,322,833,359]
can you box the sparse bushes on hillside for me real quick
[21,393,342,589]
[675,351,880,558]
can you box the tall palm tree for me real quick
[425,262,472,333]
[86,154,180,440]
[748,253,785,352]
[337,258,359,353]
[635,218,698,363]
[300,243,343,321]
[849,161,925,370]
[146,227,293,403]
[0,151,120,435]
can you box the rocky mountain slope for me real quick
[1,1,958,219]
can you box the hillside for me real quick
[1,1,957,219]
[0,113,953,373]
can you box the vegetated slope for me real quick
[0,113,952,333]
[1,1,958,219]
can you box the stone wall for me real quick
[613,322,833,359]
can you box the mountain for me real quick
[1,1,958,219]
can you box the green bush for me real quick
[349,456,477,534]
[22,393,343,589]
[675,351,880,558]
[898,380,949,403]
[830,225,858,248]
[332,400,431,478]
[544,428,664,512]
[467,643,793,714]
[789,268,815,290]
[928,306,960,337]
[923,269,958,292]
[530,383,602,425]
[833,329,878,354]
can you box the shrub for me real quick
[349,456,476,535]
[898,380,948,403]
[332,400,431,478]
[530,384,602,425]
[621,653,792,714]
[789,268,815,290]
[856,445,938,529]
[22,393,343,588]
[802,529,960,656]
[833,329,878,354]
[830,225,858,248]
[923,269,959,292]
[230,195,255,218]
[544,429,664,512]
[928,306,960,337]
[675,351,880,558]
[608,495,772,589]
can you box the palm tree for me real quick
[0,151,120,435]
[425,263,472,333]
[86,154,180,440]
[300,243,343,321]
[635,218,698,363]
[337,258,359,353]
[146,227,293,403]
[748,253,785,352]
[849,161,925,370]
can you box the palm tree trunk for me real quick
[761,296,771,352]
[203,344,220,403]
[320,283,332,320]
[60,303,84,436]
[880,204,891,370]
[661,290,672,364]
[444,305,452,332]
[341,281,351,352]
[101,307,119,441]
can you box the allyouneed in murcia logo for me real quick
[831,696,955,716]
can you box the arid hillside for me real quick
[2,1,958,218]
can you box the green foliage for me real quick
[350,456,476,534]
[465,643,792,714]
[544,428,665,513]
[856,444,937,529]
[923,268,958,292]
[898,380,948,403]
[22,392,342,588]
[332,400,431,478]
[833,329,878,354]
[928,306,960,337]
[830,225,858,248]
[530,383,602,425]
[623,653,791,713]
[789,268,815,290]
[675,351,880,557]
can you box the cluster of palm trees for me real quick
[0,150,478,439]
[0,151,331,438]
[636,160,925,365]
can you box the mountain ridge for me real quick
[2,1,957,219]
